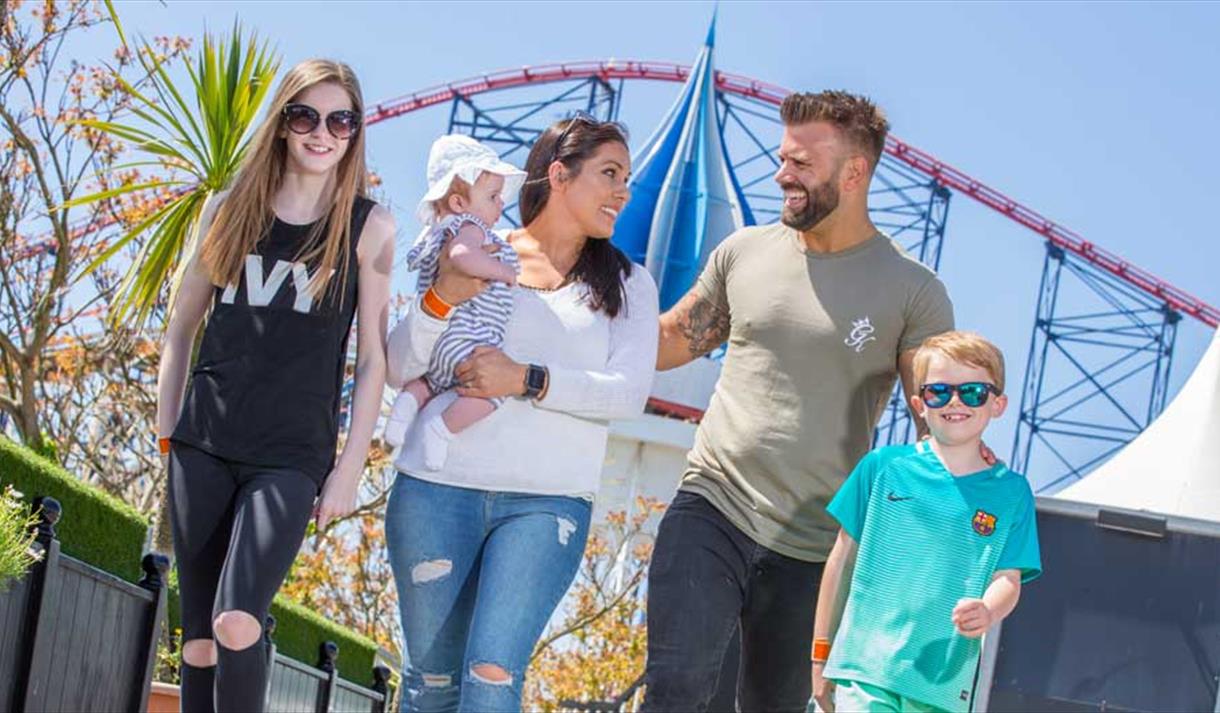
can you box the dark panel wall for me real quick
[987,507,1220,712]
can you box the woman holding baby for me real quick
[384,116,659,712]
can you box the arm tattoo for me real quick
[680,295,731,357]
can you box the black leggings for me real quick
[168,441,318,713]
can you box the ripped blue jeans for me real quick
[385,472,592,713]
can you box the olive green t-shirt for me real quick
[680,223,954,562]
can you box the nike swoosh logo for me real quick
[887,492,914,502]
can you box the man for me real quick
[642,91,955,712]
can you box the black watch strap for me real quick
[523,363,547,399]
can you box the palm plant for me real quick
[70,4,279,329]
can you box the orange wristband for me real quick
[812,638,831,663]
[158,437,171,456]
[422,286,453,320]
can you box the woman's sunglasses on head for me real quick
[550,110,604,164]
[282,103,361,140]
[920,382,1002,409]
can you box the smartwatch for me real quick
[523,363,548,400]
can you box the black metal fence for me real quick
[0,496,167,712]
[1,495,393,712]
[263,623,392,712]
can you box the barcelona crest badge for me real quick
[972,509,997,536]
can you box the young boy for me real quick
[811,331,1042,713]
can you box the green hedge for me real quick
[166,585,380,683]
[0,436,147,582]
[270,596,379,681]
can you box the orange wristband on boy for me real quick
[811,637,831,663]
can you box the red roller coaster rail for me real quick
[20,60,1216,329]
[368,60,1218,329]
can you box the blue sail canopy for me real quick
[611,19,754,311]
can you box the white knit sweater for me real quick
[388,267,659,497]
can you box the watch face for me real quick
[527,365,546,391]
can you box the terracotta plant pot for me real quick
[147,682,180,713]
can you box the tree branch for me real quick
[531,566,645,660]
[0,104,62,359]
[0,391,20,421]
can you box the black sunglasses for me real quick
[282,103,361,140]
[920,382,1002,409]
[549,110,601,165]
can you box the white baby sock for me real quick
[383,392,420,448]
[420,416,456,471]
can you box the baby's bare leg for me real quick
[404,378,432,405]
[440,396,497,433]
[448,223,516,284]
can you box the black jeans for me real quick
[643,491,824,713]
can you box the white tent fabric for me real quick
[1054,328,1220,522]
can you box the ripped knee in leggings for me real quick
[212,610,263,651]
[182,638,218,667]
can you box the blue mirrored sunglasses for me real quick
[920,382,1001,408]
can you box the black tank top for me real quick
[172,197,376,483]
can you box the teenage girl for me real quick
[157,59,395,712]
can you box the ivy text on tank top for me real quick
[172,197,376,483]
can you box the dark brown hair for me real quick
[780,90,890,168]
[519,118,633,318]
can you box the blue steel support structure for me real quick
[24,25,1204,486]
[1011,242,1180,492]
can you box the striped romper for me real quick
[406,213,519,405]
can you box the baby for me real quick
[383,134,525,470]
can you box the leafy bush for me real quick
[271,595,380,681]
[0,485,41,591]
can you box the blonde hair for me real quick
[913,331,1006,392]
[200,59,367,302]
[433,176,471,220]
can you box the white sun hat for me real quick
[415,134,527,225]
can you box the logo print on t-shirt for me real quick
[972,509,997,536]
[844,316,877,353]
[220,255,334,314]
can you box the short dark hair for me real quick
[780,90,889,168]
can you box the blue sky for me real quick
[75,1,1219,483]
